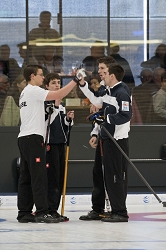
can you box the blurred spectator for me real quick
[144,67,165,124]
[147,72,166,124]
[0,74,20,126]
[137,68,153,86]
[82,56,97,75]
[132,68,155,123]
[17,42,55,77]
[9,75,26,106]
[81,73,101,106]
[90,40,105,60]
[151,67,166,92]
[29,11,63,61]
[141,43,166,70]
[82,40,106,76]
[110,42,135,91]
[0,44,20,84]
[17,42,38,73]
[153,72,166,120]
[41,45,64,74]
[89,73,101,91]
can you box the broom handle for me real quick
[61,124,71,216]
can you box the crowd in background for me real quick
[1,10,166,126]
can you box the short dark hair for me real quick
[110,43,120,54]
[43,73,61,87]
[83,56,96,66]
[97,56,116,65]
[23,65,43,82]
[54,55,64,62]
[0,44,10,52]
[108,63,125,81]
[40,11,51,18]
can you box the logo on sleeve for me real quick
[122,101,129,111]
[19,101,27,109]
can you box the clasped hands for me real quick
[73,68,86,85]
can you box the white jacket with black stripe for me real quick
[80,81,132,140]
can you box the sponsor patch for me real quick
[122,101,129,111]
[36,158,41,163]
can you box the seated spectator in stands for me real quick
[89,73,101,91]
[137,68,153,86]
[9,75,26,106]
[110,42,135,91]
[29,11,63,60]
[143,67,165,124]
[148,72,166,124]
[141,43,166,70]
[82,40,106,77]
[81,74,101,106]
[82,56,97,75]
[0,44,20,84]
[0,74,20,126]
[17,42,37,73]
[90,40,105,60]
[17,42,52,76]
[151,67,166,93]
[41,46,64,74]
[132,68,155,123]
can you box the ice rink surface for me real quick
[0,194,166,250]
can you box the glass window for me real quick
[0,0,166,125]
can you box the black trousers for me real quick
[91,142,106,213]
[91,137,128,216]
[103,138,128,216]
[46,144,65,213]
[17,134,49,217]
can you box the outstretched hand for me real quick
[73,68,86,85]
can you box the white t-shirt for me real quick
[18,84,49,139]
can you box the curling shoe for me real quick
[35,213,60,223]
[79,210,104,221]
[101,213,128,222]
[51,211,69,222]
[17,213,36,223]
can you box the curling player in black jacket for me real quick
[44,73,74,222]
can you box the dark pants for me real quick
[46,144,65,213]
[91,137,128,216]
[17,134,49,218]
[92,142,105,213]
[103,138,128,217]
